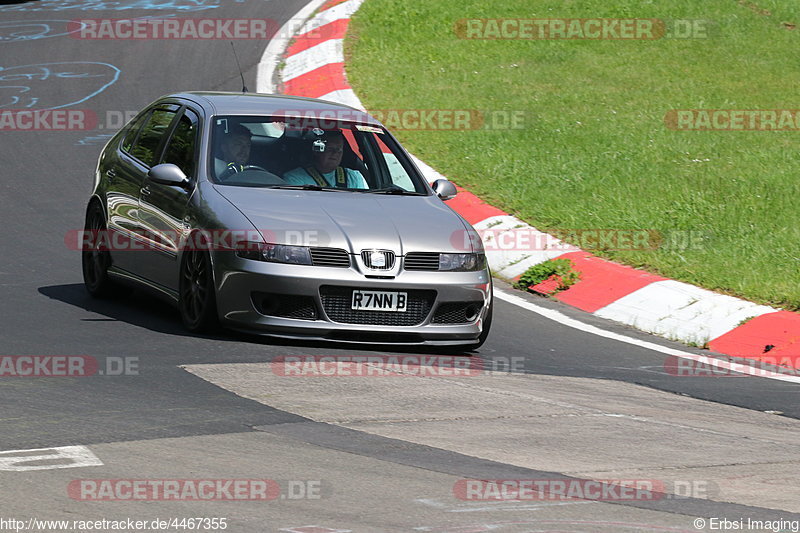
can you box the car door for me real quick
[136,106,200,291]
[101,108,151,273]
[111,104,181,281]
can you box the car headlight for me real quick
[439,253,486,272]
[236,242,312,265]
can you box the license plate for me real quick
[351,290,408,312]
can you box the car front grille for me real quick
[310,247,351,267]
[252,292,317,320]
[319,285,435,326]
[404,252,440,271]
[431,302,482,324]
[361,250,396,270]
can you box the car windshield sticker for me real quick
[355,124,383,134]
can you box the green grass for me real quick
[346,0,800,310]
[515,258,581,292]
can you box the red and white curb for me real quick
[260,0,799,365]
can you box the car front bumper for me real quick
[212,252,492,345]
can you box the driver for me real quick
[282,130,367,189]
[214,124,252,179]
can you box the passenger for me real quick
[282,130,367,189]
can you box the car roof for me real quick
[166,91,382,127]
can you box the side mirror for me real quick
[431,179,457,201]
[148,163,190,188]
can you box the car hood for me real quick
[213,187,473,254]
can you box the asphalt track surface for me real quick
[1,1,799,531]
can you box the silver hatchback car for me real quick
[82,92,492,348]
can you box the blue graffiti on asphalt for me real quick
[75,133,115,146]
[0,0,221,12]
[0,62,120,109]
[0,20,89,42]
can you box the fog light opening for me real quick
[260,295,280,315]
[464,305,480,322]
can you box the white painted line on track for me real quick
[494,289,800,385]
[0,445,102,471]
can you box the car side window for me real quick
[121,112,149,153]
[129,107,179,167]
[162,109,199,178]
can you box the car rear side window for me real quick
[162,109,199,178]
[129,107,178,167]
[121,112,149,153]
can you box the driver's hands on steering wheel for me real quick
[218,163,268,181]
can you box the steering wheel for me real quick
[218,164,269,181]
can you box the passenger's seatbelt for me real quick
[305,167,346,188]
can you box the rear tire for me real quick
[82,204,127,298]
[179,249,219,333]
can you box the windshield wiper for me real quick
[367,187,422,195]
[270,184,340,191]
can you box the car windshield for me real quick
[209,115,428,194]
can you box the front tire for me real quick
[179,249,219,333]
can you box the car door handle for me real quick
[140,186,151,196]
[106,169,117,179]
